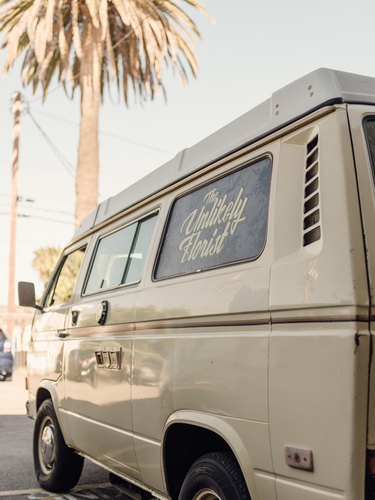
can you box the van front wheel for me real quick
[178,452,250,500]
[34,399,84,492]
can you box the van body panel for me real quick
[269,323,369,497]
[131,326,269,436]
[270,109,369,314]
[268,107,370,499]
[132,436,164,493]
[135,265,271,322]
[275,478,344,500]
[27,333,64,387]
[171,328,269,422]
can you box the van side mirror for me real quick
[18,282,42,310]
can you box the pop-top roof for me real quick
[74,67,375,240]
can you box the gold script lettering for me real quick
[179,187,248,263]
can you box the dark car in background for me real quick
[0,329,13,381]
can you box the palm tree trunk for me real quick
[75,19,103,227]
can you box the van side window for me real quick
[84,214,157,294]
[155,157,272,279]
[125,216,158,284]
[44,247,86,307]
[364,118,375,180]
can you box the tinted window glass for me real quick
[126,216,157,284]
[155,158,272,279]
[85,224,136,294]
[84,214,157,294]
[45,247,86,307]
[365,119,375,181]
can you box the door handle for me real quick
[96,300,109,326]
[71,309,80,326]
[57,331,69,339]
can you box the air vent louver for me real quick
[303,135,321,246]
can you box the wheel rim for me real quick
[193,489,222,500]
[38,416,56,475]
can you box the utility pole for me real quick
[7,91,22,339]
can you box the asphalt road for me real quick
[0,371,141,500]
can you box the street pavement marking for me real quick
[0,489,45,498]
[0,483,112,498]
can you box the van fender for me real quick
[35,378,72,446]
[163,410,260,498]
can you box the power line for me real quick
[24,105,112,200]
[19,205,74,217]
[28,85,61,103]
[29,107,173,155]
[18,214,74,225]
[0,211,73,225]
[25,108,76,179]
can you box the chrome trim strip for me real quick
[67,310,369,337]
[271,314,369,324]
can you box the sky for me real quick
[1,0,375,306]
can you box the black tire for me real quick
[178,451,251,500]
[33,399,84,492]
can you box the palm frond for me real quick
[26,0,44,42]
[104,27,116,79]
[34,17,48,63]
[0,0,208,102]
[44,0,57,42]
[57,0,73,83]
[72,0,82,58]
[98,0,108,40]
[85,0,100,29]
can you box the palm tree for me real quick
[0,0,207,225]
[32,246,62,284]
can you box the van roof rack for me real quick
[74,68,375,239]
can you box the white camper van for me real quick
[19,68,375,500]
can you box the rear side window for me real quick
[155,157,272,280]
[84,214,157,294]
